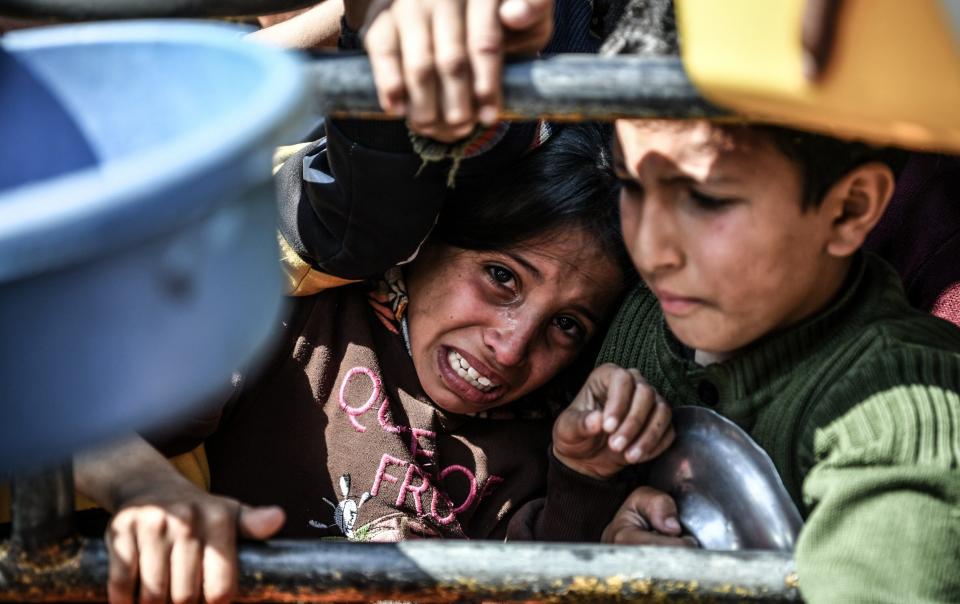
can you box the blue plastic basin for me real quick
[0,21,309,471]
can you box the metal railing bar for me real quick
[10,464,75,556]
[309,53,725,121]
[0,537,799,602]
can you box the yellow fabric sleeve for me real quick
[273,142,360,297]
[278,233,359,297]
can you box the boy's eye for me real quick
[552,315,585,341]
[487,265,516,286]
[689,189,733,210]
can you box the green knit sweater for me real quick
[597,253,960,603]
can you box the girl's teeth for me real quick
[446,350,497,392]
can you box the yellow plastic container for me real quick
[675,0,960,152]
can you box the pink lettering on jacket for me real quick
[429,465,479,525]
[478,475,504,501]
[409,427,435,460]
[396,463,429,514]
[440,465,478,514]
[339,367,382,433]
[371,454,405,497]
[338,366,504,526]
[429,488,458,525]
[377,397,405,434]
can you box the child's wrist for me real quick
[551,444,616,481]
[109,469,197,510]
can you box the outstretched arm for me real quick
[75,435,285,604]
[273,0,574,292]
[247,1,344,49]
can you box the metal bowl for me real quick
[646,406,803,551]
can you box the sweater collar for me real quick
[655,253,898,417]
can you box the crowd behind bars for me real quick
[3,1,959,603]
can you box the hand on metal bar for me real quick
[359,0,553,142]
[74,436,285,604]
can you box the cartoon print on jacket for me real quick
[309,474,371,538]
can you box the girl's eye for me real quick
[487,265,516,286]
[689,189,733,210]
[553,315,585,341]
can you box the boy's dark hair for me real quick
[433,122,637,285]
[602,0,909,211]
[756,125,910,210]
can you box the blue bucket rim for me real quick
[0,20,309,282]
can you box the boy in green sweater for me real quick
[598,119,960,602]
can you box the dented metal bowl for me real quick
[646,406,803,551]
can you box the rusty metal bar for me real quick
[0,538,799,602]
[310,53,725,121]
[2,463,84,601]
[0,0,317,19]
[10,463,75,555]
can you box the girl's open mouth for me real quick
[437,346,505,406]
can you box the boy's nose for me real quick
[632,195,683,276]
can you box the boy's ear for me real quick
[822,162,896,258]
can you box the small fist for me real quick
[602,486,698,548]
[553,363,674,480]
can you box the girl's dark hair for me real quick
[433,122,637,285]
[431,123,637,410]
